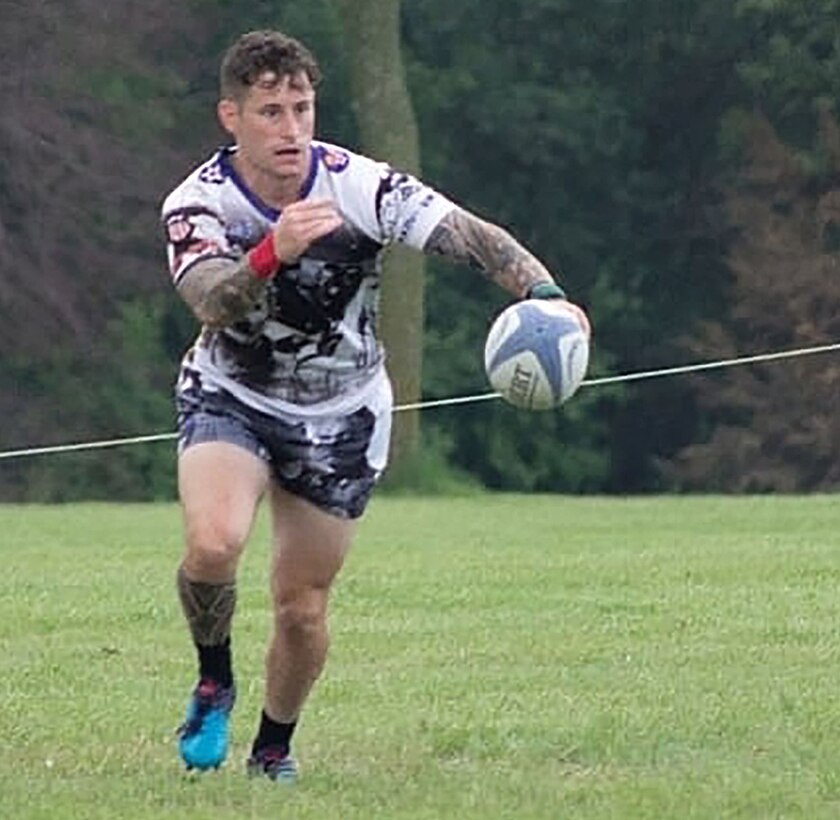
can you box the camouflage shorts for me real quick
[176,380,392,520]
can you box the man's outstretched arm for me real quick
[422,207,561,299]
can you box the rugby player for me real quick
[162,28,587,782]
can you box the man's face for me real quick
[218,70,316,184]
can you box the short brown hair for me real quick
[220,30,321,101]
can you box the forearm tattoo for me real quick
[423,208,554,297]
[176,257,268,327]
[176,566,236,646]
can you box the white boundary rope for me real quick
[2,341,839,461]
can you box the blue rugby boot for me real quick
[247,746,299,783]
[177,678,236,771]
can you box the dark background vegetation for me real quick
[2,0,840,500]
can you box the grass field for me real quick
[2,494,840,819]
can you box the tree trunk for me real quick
[335,0,424,466]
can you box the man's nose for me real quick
[278,112,300,138]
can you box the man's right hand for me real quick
[271,198,344,263]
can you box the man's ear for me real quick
[217,99,239,136]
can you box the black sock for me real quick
[197,638,233,688]
[251,710,297,757]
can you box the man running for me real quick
[161,28,587,782]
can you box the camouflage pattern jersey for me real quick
[161,140,455,418]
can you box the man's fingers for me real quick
[281,200,342,231]
[563,301,591,338]
[271,200,344,261]
[283,198,340,221]
[300,213,343,242]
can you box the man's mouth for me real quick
[275,147,301,157]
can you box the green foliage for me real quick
[660,0,840,491]
[403,0,745,490]
[197,0,358,145]
[735,0,840,151]
[669,110,840,491]
[435,395,612,494]
[5,0,840,497]
[0,297,192,501]
[378,427,483,496]
[77,68,188,143]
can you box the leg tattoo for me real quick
[176,566,237,646]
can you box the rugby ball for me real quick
[484,300,589,410]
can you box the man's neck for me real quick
[232,149,311,210]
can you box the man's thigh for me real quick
[268,484,357,595]
[178,442,270,570]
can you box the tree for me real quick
[669,109,840,490]
[0,0,210,357]
[334,0,426,466]
[665,0,840,491]
[6,0,840,498]
[0,0,212,500]
[733,0,840,151]
[402,0,744,491]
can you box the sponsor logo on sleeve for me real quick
[164,207,220,245]
[163,207,227,279]
[321,147,350,173]
[166,214,194,244]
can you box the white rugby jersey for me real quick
[161,140,455,416]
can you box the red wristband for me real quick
[247,234,281,279]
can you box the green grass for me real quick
[2,495,840,818]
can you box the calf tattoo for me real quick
[176,566,237,646]
[423,208,554,297]
[177,257,268,328]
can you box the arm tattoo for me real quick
[176,257,268,327]
[423,208,555,298]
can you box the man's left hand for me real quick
[527,281,591,338]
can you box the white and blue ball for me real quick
[484,300,589,411]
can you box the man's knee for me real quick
[273,589,328,640]
[184,518,248,577]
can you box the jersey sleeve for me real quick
[161,182,239,286]
[373,167,456,249]
[324,146,456,251]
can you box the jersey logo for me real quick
[321,147,350,173]
[163,206,219,245]
[227,219,267,251]
[198,159,226,184]
[166,214,194,244]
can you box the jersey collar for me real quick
[218,145,320,220]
